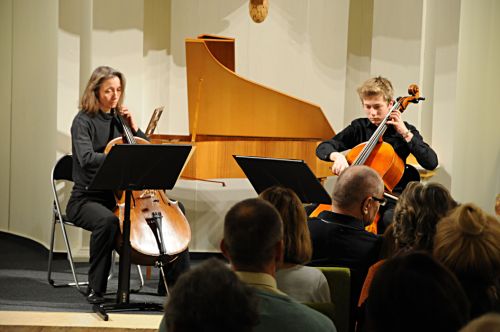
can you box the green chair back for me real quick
[303,267,351,332]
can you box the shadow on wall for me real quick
[59,0,145,34]
[280,1,349,73]
[58,0,349,73]
[58,0,172,57]
[168,0,351,72]
[168,0,245,67]
[58,0,81,36]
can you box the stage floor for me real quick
[0,232,166,331]
[0,311,163,331]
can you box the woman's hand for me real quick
[119,106,139,132]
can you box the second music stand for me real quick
[233,155,332,204]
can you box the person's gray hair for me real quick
[332,165,383,209]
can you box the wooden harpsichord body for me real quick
[151,35,335,179]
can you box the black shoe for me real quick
[87,288,105,304]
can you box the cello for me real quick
[346,84,425,191]
[105,109,191,270]
[310,85,425,232]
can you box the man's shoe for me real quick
[87,288,105,304]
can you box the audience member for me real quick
[260,186,330,303]
[365,252,470,332]
[221,198,336,332]
[159,257,259,332]
[356,181,457,329]
[308,165,384,329]
[391,181,457,255]
[434,203,500,319]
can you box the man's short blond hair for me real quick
[357,76,394,104]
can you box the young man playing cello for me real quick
[316,76,438,233]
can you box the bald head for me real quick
[332,165,384,211]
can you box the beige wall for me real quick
[344,0,373,124]
[0,0,498,254]
[6,0,58,245]
[452,0,500,210]
[0,0,13,232]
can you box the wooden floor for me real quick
[0,311,163,332]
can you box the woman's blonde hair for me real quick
[259,186,312,264]
[434,203,500,317]
[80,66,126,114]
[434,203,500,285]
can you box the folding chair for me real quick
[47,154,144,294]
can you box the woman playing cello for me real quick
[316,76,438,233]
[67,66,188,303]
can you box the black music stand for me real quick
[88,144,193,320]
[233,155,332,204]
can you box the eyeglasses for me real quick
[371,195,387,206]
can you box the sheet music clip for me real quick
[233,155,332,204]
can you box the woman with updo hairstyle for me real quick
[259,186,331,303]
[391,181,457,255]
[433,203,500,318]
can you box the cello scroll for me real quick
[396,84,425,113]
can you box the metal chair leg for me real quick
[47,211,88,294]
[47,212,58,285]
[131,265,145,293]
